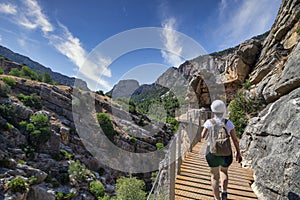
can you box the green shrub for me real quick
[8,68,20,76]
[19,120,28,132]
[243,79,251,91]
[56,192,75,200]
[27,114,51,147]
[60,150,74,160]
[2,76,16,86]
[0,104,16,125]
[296,25,300,35]
[89,180,105,198]
[99,194,111,200]
[20,66,37,80]
[0,81,11,97]
[7,123,14,130]
[7,177,28,193]
[41,72,52,84]
[56,192,64,199]
[26,123,35,132]
[64,192,76,199]
[28,176,38,185]
[96,113,116,142]
[115,177,146,200]
[17,159,25,164]
[8,67,53,84]
[129,136,137,143]
[22,145,35,159]
[30,114,49,129]
[229,90,264,137]
[96,90,105,96]
[106,94,112,98]
[0,68,4,74]
[17,93,42,109]
[68,160,90,182]
[166,117,179,133]
[156,142,164,150]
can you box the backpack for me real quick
[209,119,232,156]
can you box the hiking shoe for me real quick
[221,192,227,200]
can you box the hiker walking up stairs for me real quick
[175,100,257,200]
[201,100,242,200]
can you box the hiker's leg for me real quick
[210,167,220,200]
[220,166,228,191]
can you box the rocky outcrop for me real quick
[156,36,263,108]
[0,74,174,199]
[250,0,300,95]
[106,79,139,99]
[0,46,89,90]
[240,0,300,199]
[240,88,300,199]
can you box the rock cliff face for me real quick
[0,76,172,199]
[156,36,265,108]
[156,0,300,199]
[240,0,300,199]
[106,79,139,99]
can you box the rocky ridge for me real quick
[239,0,300,199]
[0,76,173,199]
[0,46,89,91]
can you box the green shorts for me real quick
[205,152,233,168]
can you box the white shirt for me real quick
[203,117,235,134]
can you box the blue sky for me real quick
[0,0,281,91]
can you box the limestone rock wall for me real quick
[240,0,300,199]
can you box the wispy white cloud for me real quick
[0,34,2,42]
[48,23,86,68]
[0,3,17,15]
[216,0,280,49]
[219,0,228,17]
[19,0,54,33]
[0,0,112,90]
[78,55,112,91]
[161,17,183,67]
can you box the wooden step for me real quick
[175,141,258,200]
[176,175,254,193]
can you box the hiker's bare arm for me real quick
[201,127,208,139]
[230,129,242,162]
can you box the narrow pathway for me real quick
[175,141,257,200]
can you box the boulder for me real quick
[39,130,61,154]
[27,185,55,200]
[106,79,139,99]
[16,164,47,184]
[12,103,33,120]
[261,41,300,103]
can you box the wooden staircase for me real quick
[175,141,258,200]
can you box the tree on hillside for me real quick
[115,177,147,200]
[8,68,20,76]
[20,66,37,80]
[42,72,52,84]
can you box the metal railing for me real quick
[147,109,211,200]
